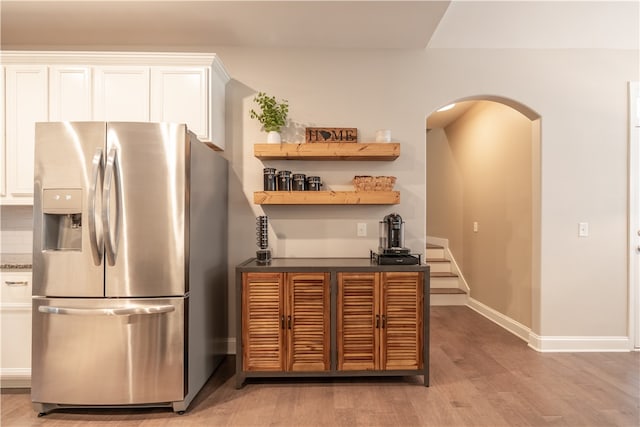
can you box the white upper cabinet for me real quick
[49,66,92,121]
[94,66,150,122]
[1,67,5,200]
[5,65,48,204]
[1,52,230,206]
[151,67,208,141]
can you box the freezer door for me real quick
[33,122,106,297]
[103,122,188,297]
[31,297,185,405]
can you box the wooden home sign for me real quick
[305,127,358,143]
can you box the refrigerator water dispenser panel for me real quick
[42,189,83,251]
[42,189,83,213]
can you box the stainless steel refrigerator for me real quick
[31,122,228,414]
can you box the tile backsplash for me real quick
[1,206,33,253]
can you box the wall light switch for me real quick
[473,221,479,232]
[579,222,589,237]
[357,223,367,237]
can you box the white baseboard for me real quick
[467,298,632,352]
[467,297,530,342]
[1,368,31,388]
[528,333,631,352]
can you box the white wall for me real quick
[0,45,634,348]
[214,46,637,345]
[224,48,426,257]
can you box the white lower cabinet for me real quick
[0,68,4,202]
[0,271,32,388]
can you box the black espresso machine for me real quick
[371,213,421,265]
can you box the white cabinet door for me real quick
[50,66,92,121]
[150,67,209,141]
[2,55,228,208]
[1,67,5,199]
[0,271,32,388]
[94,66,150,122]
[4,65,48,204]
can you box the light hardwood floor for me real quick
[2,306,638,426]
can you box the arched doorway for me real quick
[425,96,541,344]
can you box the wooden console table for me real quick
[235,258,430,388]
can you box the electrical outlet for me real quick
[579,222,589,237]
[357,223,367,237]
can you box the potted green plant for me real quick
[250,92,289,143]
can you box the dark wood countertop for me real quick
[236,257,429,273]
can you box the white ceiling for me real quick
[0,1,450,50]
[428,0,640,49]
[1,1,637,51]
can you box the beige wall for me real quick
[3,45,635,344]
[213,46,636,342]
[426,127,464,267]
[219,48,430,341]
[437,101,533,327]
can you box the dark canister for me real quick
[292,173,306,191]
[263,168,277,191]
[306,176,322,191]
[277,170,292,191]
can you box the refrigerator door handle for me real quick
[88,148,104,266]
[38,305,176,316]
[102,147,121,266]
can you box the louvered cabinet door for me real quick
[286,273,330,371]
[242,273,285,371]
[337,272,380,371]
[380,272,424,370]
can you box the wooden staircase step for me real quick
[431,287,466,295]
[430,272,458,278]
[426,258,452,273]
[427,241,467,305]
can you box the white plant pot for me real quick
[267,131,281,144]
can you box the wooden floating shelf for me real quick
[253,191,400,205]
[254,142,400,160]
